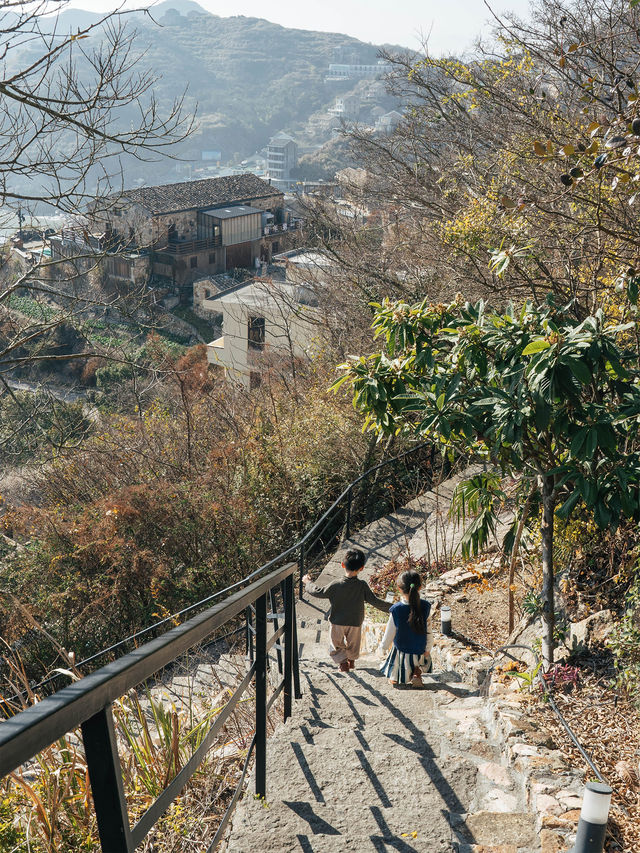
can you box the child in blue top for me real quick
[379,569,432,688]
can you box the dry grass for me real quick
[528,669,640,853]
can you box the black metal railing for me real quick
[0,564,299,853]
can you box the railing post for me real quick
[269,586,283,675]
[299,543,305,600]
[246,606,254,664]
[255,593,267,799]
[81,705,132,853]
[283,573,294,721]
[292,601,302,700]
[345,484,352,540]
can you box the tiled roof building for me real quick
[120,174,280,215]
[89,173,295,289]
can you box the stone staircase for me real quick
[221,474,559,853]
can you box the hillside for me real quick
[26,3,401,190]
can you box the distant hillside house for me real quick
[375,110,403,133]
[328,94,360,120]
[266,134,298,187]
[90,174,298,289]
[325,60,390,82]
[194,247,332,388]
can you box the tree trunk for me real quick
[540,474,556,668]
[508,483,535,634]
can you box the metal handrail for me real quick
[0,563,298,853]
[0,440,434,851]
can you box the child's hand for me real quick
[302,574,312,584]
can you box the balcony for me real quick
[262,220,301,237]
[158,235,222,255]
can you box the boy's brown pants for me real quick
[329,624,362,664]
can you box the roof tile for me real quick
[121,174,282,215]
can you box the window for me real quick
[190,256,198,269]
[208,252,216,265]
[204,288,211,299]
[248,316,265,350]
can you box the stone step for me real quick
[223,468,546,853]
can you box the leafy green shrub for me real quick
[522,589,543,617]
[0,392,92,463]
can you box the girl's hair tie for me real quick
[409,583,415,589]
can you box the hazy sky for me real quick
[67,0,534,54]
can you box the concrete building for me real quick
[375,110,403,134]
[193,247,336,388]
[325,60,390,82]
[266,134,298,183]
[328,94,360,120]
[201,278,320,389]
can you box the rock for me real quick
[470,742,500,761]
[535,794,561,815]
[478,761,514,788]
[540,829,566,853]
[481,790,519,812]
[505,614,543,669]
[541,809,580,828]
[527,730,558,750]
[453,811,537,846]
[556,793,582,809]
[559,809,581,821]
[568,609,614,652]
[510,743,540,757]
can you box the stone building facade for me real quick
[93,174,290,290]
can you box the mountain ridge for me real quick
[11,6,407,192]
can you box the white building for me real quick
[266,134,298,182]
[202,278,320,389]
[325,60,390,82]
[328,94,360,119]
[375,110,403,134]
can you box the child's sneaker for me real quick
[411,666,424,689]
[339,661,350,672]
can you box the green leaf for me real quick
[570,426,588,457]
[585,428,598,458]
[557,488,582,519]
[522,339,551,355]
[596,423,616,452]
[566,359,592,385]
